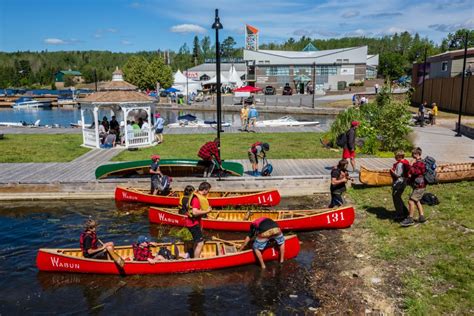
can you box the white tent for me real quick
[203,73,230,85]
[228,65,244,87]
[173,70,188,85]
[173,81,202,95]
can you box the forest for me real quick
[0,29,471,89]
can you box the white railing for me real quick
[83,128,97,147]
[127,129,151,147]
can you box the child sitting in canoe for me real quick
[132,235,189,264]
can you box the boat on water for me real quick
[167,114,231,128]
[255,116,319,127]
[115,186,281,207]
[149,205,355,231]
[95,159,244,179]
[12,97,52,109]
[0,119,41,127]
[36,235,300,275]
[359,163,474,186]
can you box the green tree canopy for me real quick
[145,57,173,90]
[123,56,149,90]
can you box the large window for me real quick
[294,66,312,75]
[441,61,448,72]
[265,66,290,76]
[316,65,338,75]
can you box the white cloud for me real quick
[170,24,207,34]
[121,40,132,45]
[106,28,118,33]
[342,10,360,18]
[43,38,67,45]
[429,18,474,32]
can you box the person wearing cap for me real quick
[197,138,222,177]
[132,235,165,264]
[248,105,259,129]
[153,113,165,144]
[79,219,115,260]
[343,121,359,172]
[150,154,163,195]
[248,142,270,176]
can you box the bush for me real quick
[348,81,365,87]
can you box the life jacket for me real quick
[392,159,410,179]
[186,192,210,219]
[179,193,193,215]
[133,243,153,261]
[79,231,98,256]
[251,142,262,154]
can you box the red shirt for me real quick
[185,196,202,227]
[198,141,221,164]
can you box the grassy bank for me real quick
[348,181,473,314]
[113,132,343,161]
[0,134,89,162]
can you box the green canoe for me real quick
[95,159,244,179]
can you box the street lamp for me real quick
[419,46,428,105]
[212,8,223,154]
[455,31,469,137]
[186,68,189,105]
[311,62,316,108]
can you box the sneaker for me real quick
[418,215,426,223]
[400,217,415,227]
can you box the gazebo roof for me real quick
[99,80,138,91]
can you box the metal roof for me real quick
[188,63,246,72]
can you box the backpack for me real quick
[261,163,273,176]
[158,175,172,194]
[336,132,347,147]
[421,192,440,206]
[423,156,437,184]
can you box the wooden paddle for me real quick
[211,236,240,247]
[98,239,125,268]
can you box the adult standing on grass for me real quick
[390,150,410,220]
[248,105,259,129]
[401,147,427,227]
[328,159,350,208]
[186,181,212,259]
[197,138,222,177]
[238,217,285,269]
[240,104,249,131]
[248,142,270,176]
[150,154,163,195]
[153,113,165,144]
[343,121,359,172]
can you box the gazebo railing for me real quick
[127,130,150,147]
[83,128,97,147]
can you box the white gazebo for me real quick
[79,67,156,149]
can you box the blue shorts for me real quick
[252,233,285,251]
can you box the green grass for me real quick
[113,132,343,161]
[348,182,474,315]
[0,134,90,162]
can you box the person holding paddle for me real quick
[239,217,285,269]
[80,219,115,260]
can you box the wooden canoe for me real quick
[95,159,244,179]
[359,162,474,186]
[149,206,355,231]
[115,186,281,207]
[36,235,300,275]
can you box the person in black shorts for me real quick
[185,182,212,258]
[329,160,350,208]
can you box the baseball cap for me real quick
[137,235,149,244]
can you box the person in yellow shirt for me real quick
[240,104,249,131]
[431,103,438,125]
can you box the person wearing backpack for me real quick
[390,150,410,220]
[150,154,163,195]
[328,159,351,208]
[401,147,427,227]
[343,121,359,172]
[248,142,270,176]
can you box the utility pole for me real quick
[420,46,428,105]
[212,9,223,156]
[94,69,98,92]
[186,68,189,105]
[455,31,469,137]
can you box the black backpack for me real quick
[423,156,437,184]
[336,132,347,147]
[158,175,171,193]
[421,192,440,206]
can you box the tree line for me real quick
[0,29,471,90]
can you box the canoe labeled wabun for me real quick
[95,159,244,179]
[359,162,474,186]
[149,206,355,231]
[36,236,300,275]
[115,186,281,207]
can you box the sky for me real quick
[0,0,472,52]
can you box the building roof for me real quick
[58,70,82,76]
[99,80,137,90]
[188,63,247,73]
[255,46,365,59]
[427,47,474,63]
[80,90,154,103]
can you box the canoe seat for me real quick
[224,244,237,254]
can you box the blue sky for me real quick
[0,0,472,52]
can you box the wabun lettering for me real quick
[122,192,138,200]
[50,257,80,269]
[158,213,180,224]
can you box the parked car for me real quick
[264,85,276,95]
[282,83,293,95]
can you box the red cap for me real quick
[351,121,360,127]
[151,154,160,160]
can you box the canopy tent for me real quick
[173,81,202,95]
[228,65,244,88]
[233,86,262,93]
[173,70,188,85]
[203,73,230,85]
[165,87,181,93]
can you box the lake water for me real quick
[0,197,327,314]
[0,108,333,128]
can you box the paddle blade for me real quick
[108,249,125,268]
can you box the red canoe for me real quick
[115,186,281,207]
[36,236,300,275]
[149,206,355,231]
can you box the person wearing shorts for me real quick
[343,121,359,172]
[185,182,212,258]
[150,154,163,195]
[239,217,285,269]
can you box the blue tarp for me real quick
[165,87,180,93]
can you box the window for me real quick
[294,66,312,75]
[316,65,338,75]
[265,66,290,76]
[343,59,349,63]
[441,61,448,72]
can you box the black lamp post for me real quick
[420,46,428,105]
[212,9,223,154]
[311,62,316,108]
[455,31,469,137]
